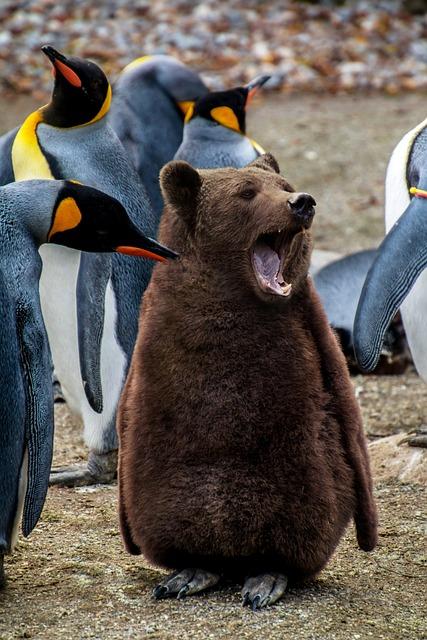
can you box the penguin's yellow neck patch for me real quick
[87,83,112,125]
[210,106,241,132]
[249,137,266,155]
[12,109,53,181]
[48,197,82,241]
[122,55,153,74]
[11,84,112,182]
[184,103,195,123]
[178,100,195,118]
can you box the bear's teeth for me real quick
[281,282,292,296]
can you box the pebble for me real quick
[0,0,426,98]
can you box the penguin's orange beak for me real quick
[116,246,168,262]
[42,45,82,88]
[115,234,178,263]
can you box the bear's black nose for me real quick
[288,193,316,221]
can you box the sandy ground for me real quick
[0,93,426,639]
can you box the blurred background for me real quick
[1,0,427,97]
[1,0,427,253]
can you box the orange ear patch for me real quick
[48,197,82,241]
[210,106,240,132]
[54,59,82,88]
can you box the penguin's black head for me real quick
[41,45,111,128]
[47,181,178,263]
[185,75,270,135]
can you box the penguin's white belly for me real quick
[385,117,427,383]
[401,276,427,383]
[11,449,28,551]
[39,245,127,452]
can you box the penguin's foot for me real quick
[241,573,288,610]
[49,449,118,487]
[400,427,427,448]
[0,554,6,590]
[53,379,66,404]
[153,568,220,601]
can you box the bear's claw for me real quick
[153,568,220,600]
[241,573,288,610]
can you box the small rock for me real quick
[369,434,427,484]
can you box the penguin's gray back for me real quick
[174,118,258,168]
[110,82,184,214]
[314,249,377,346]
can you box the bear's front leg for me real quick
[153,568,220,600]
[242,573,288,610]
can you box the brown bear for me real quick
[117,154,377,610]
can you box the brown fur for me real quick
[117,154,377,582]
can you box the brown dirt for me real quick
[0,93,426,639]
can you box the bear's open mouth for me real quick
[251,230,292,296]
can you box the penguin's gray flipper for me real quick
[16,300,54,537]
[76,252,112,414]
[49,449,117,487]
[354,194,427,372]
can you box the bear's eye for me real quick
[239,188,256,200]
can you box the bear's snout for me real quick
[288,193,316,225]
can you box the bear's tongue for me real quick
[252,234,292,296]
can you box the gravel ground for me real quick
[1,1,427,96]
[0,93,426,639]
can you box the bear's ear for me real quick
[160,161,202,215]
[249,153,280,174]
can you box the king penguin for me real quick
[354,116,427,446]
[174,76,270,168]
[4,45,165,486]
[0,178,176,588]
[109,55,208,214]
